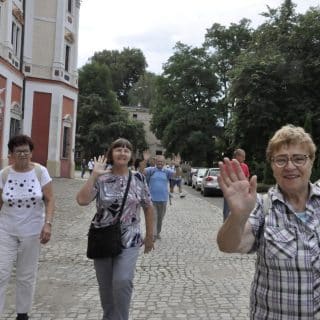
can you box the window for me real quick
[11,21,21,57]
[10,118,20,138]
[11,22,15,46]
[65,45,70,71]
[133,113,138,119]
[67,0,72,13]
[62,126,71,158]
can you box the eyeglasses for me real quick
[271,154,310,168]
[14,150,31,155]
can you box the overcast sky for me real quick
[78,0,320,74]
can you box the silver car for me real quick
[192,168,208,190]
[200,168,221,196]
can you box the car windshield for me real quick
[209,169,220,176]
[197,168,207,176]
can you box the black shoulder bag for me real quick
[86,171,132,259]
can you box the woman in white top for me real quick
[0,135,55,320]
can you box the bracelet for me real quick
[45,220,52,226]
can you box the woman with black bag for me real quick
[76,138,154,320]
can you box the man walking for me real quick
[145,155,177,241]
[169,157,185,198]
[222,148,250,221]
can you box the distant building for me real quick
[122,106,165,156]
[0,0,80,177]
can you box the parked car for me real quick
[192,168,208,190]
[185,167,198,186]
[200,167,222,196]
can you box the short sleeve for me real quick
[165,168,175,179]
[39,166,52,187]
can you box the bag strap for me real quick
[118,170,132,219]
[1,162,42,187]
[1,166,11,186]
[33,163,42,184]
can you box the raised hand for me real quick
[218,158,257,220]
[143,150,151,161]
[176,153,181,163]
[92,155,109,177]
[173,153,181,166]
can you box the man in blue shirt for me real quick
[145,155,175,240]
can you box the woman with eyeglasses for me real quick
[217,124,320,319]
[0,135,55,320]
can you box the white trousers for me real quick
[0,230,41,314]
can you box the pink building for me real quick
[0,0,80,177]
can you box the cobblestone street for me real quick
[2,176,255,320]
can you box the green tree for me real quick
[77,94,147,157]
[204,19,253,127]
[77,60,148,158]
[78,62,113,100]
[91,48,147,105]
[228,1,320,177]
[151,42,221,165]
[128,72,158,108]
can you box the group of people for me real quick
[2,123,320,319]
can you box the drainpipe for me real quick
[20,0,26,121]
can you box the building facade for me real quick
[121,106,165,156]
[0,0,80,177]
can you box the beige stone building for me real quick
[0,0,80,177]
[122,106,165,156]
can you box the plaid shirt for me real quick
[248,182,320,319]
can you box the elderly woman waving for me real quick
[76,138,154,320]
[217,124,320,319]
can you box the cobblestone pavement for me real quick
[2,175,255,320]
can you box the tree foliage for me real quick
[150,42,221,165]
[229,1,320,175]
[204,19,253,126]
[76,55,148,159]
[91,47,147,106]
[77,94,147,157]
[128,72,158,108]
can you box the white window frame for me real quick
[67,0,72,13]
[65,44,71,72]
[10,102,22,138]
[61,114,72,159]
[11,19,21,57]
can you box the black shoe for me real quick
[16,314,29,320]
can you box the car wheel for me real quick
[203,188,210,197]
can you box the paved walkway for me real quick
[2,175,255,320]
